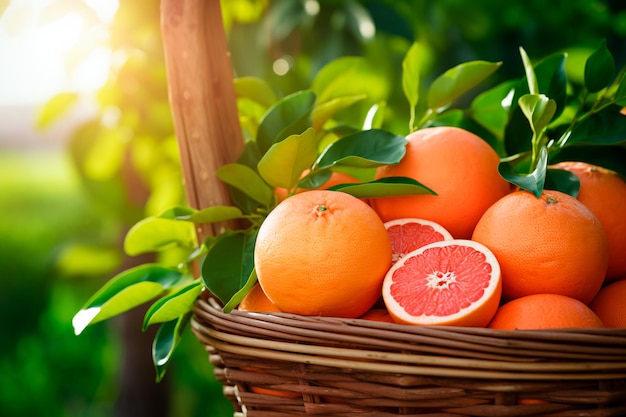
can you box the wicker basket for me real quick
[192,292,626,417]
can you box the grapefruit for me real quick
[384,218,453,265]
[550,161,626,281]
[488,294,605,330]
[472,190,608,304]
[255,190,392,318]
[589,280,626,328]
[371,126,511,239]
[382,239,502,327]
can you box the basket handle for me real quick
[161,0,244,242]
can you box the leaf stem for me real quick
[415,108,434,130]
[529,131,543,172]
[408,106,416,133]
[554,97,616,149]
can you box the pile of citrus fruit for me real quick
[239,126,626,330]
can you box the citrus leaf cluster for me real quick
[484,42,625,196]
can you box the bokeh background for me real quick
[1,0,625,416]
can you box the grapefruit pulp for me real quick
[384,218,453,264]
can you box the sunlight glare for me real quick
[72,306,101,335]
[272,55,294,76]
[72,46,111,92]
[304,0,320,16]
[84,0,119,23]
[0,0,119,105]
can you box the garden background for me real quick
[1,1,625,416]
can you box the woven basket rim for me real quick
[193,295,626,381]
[198,292,626,339]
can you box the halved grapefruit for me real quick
[382,239,502,327]
[384,218,453,264]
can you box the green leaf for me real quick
[257,127,318,189]
[504,53,568,156]
[511,52,568,116]
[316,129,408,170]
[231,142,268,214]
[35,92,79,129]
[157,205,197,219]
[328,177,436,199]
[216,163,274,208]
[402,42,422,109]
[584,39,615,93]
[544,168,581,197]
[312,94,366,130]
[503,106,533,155]
[222,269,257,313]
[519,47,539,95]
[430,109,465,127]
[201,231,257,305]
[124,217,197,256]
[143,280,203,330]
[533,53,568,115]
[237,140,264,170]
[312,56,389,105]
[363,102,386,130]
[470,81,516,138]
[428,60,502,110]
[152,313,191,382]
[298,169,333,189]
[72,264,184,335]
[185,206,245,224]
[256,90,315,154]
[402,42,422,130]
[567,112,626,146]
[518,94,557,135]
[234,76,277,108]
[499,146,549,197]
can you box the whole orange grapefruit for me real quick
[370,126,511,239]
[472,190,608,304]
[488,293,604,330]
[589,280,626,328]
[550,161,626,281]
[255,190,392,318]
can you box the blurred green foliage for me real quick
[2,0,625,416]
[225,0,626,136]
[0,152,117,417]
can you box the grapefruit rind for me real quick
[382,239,502,327]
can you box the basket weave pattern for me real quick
[192,293,626,416]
